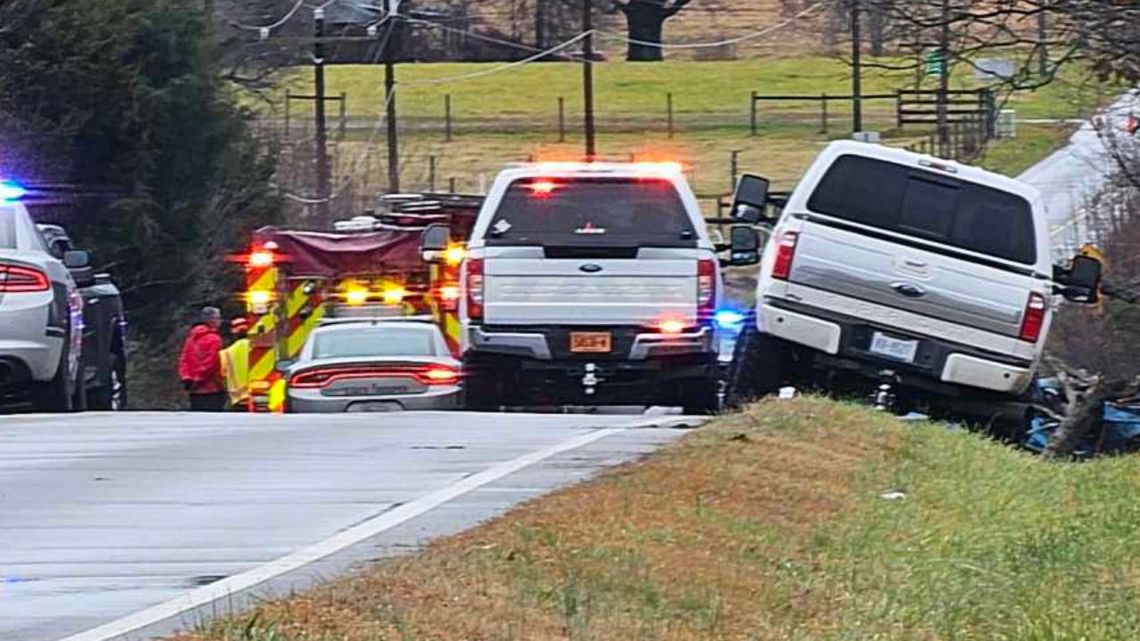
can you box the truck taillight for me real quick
[1019,292,1048,343]
[698,258,716,317]
[0,263,50,292]
[466,258,484,321]
[771,231,799,281]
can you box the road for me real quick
[0,411,695,641]
[1017,90,1140,256]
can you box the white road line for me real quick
[57,426,629,641]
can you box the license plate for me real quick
[570,332,612,353]
[869,332,918,363]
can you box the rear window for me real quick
[313,326,436,359]
[806,155,1036,264]
[486,177,696,247]
[0,206,16,248]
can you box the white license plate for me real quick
[869,332,918,363]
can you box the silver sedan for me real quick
[284,320,462,413]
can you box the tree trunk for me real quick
[624,4,667,61]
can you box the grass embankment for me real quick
[177,397,1140,641]
[271,58,1115,200]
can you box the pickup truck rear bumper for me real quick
[759,299,1034,396]
[468,325,714,361]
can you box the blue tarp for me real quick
[1024,401,1140,457]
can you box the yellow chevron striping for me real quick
[287,304,325,358]
[250,350,275,384]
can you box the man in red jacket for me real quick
[177,306,225,411]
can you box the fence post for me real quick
[895,89,903,130]
[750,91,758,136]
[285,89,291,138]
[951,121,961,159]
[429,155,437,192]
[820,93,829,135]
[667,92,675,139]
[730,149,741,192]
[449,177,457,193]
[558,97,566,142]
[339,92,347,138]
[445,94,453,142]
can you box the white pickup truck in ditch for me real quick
[726,141,1103,419]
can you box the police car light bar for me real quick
[0,180,28,202]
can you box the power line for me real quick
[598,0,830,50]
[230,0,307,32]
[400,31,592,87]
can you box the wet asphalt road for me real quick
[0,411,694,641]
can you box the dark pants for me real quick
[188,392,226,412]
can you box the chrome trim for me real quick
[468,326,553,360]
[630,326,712,360]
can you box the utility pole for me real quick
[384,0,400,193]
[850,0,863,134]
[582,0,597,159]
[937,0,951,146]
[535,0,546,48]
[313,8,331,222]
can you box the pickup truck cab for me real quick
[438,161,729,412]
[727,141,1101,413]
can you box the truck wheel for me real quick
[34,340,74,413]
[725,317,788,409]
[462,354,503,411]
[679,377,720,416]
[89,354,127,411]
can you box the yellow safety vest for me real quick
[219,338,251,407]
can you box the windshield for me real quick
[312,326,437,359]
[486,177,697,247]
[807,155,1036,264]
[0,205,17,249]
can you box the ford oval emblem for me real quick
[579,263,603,274]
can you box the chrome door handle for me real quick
[903,258,928,268]
[891,282,927,298]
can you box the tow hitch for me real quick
[582,362,600,396]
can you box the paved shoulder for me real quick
[0,412,696,641]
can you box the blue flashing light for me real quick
[714,309,746,330]
[0,180,28,202]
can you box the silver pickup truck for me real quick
[431,161,758,413]
[727,141,1102,417]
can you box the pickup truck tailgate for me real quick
[790,219,1033,337]
[485,258,697,325]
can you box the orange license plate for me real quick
[570,332,612,353]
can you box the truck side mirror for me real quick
[731,174,771,224]
[727,225,761,266]
[276,359,295,374]
[421,223,449,263]
[1054,254,1103,303]
[63,249,90,269]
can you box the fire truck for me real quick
[232,194,480,412]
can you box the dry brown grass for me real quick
[173,398,901,641]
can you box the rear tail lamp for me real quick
[0,263,50,292]
[1019,292,1048,343]
[698,258,716,318]
[291,365,461,389]
[771,231,799,281]
[466,258,484,321]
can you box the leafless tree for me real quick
[613,0,695,61]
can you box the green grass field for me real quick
[269,57,1117,207]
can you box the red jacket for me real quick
[177,324,224,394]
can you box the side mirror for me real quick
[276,359,295,374]
[420,223,450,263]
[727,225,761,266]
[63,249,90,269]
[730,174,771,224]
[1055,254,1103,303]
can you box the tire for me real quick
[34,339,74,413]
[679,377,720,416]
[725,315,789,409]
[89,353,127,411]
[462,353,504,412]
